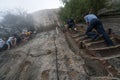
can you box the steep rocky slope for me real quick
[101,16,120,35]
[0,8,120,80]
[32,9,59,28]
[0,30,87,80]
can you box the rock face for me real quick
[0,30,87,80]
[102,17,120,35]
[1,8,120,80]
[100,11,120,35]
[32,9,60,28]
[108,0,120,5]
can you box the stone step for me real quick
[72,32,120,58]
[86,37,117,49]
[90,76,119,80]
[74,36,89,42]
[97,54,120,60]
[89,45,120,57]
[72,34,85,38]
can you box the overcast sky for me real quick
[0,0,63,13]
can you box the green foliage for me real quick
[59,0,108,22]
[87,0,107,13]
[113,3,120,10]
[106,0,120,10]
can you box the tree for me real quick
[59,0,108,22]
[87,0,107,14]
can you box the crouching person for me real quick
[66,18,76,31]
[0,38,5,51]
[84,14,114,46]
[0,38,9,51]
[6,35,17,49]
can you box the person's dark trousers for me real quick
[68,23,76,32]
[68,23,75,28]
[86,30,98,39]
[86,19,114,46]
[2,44,8,50]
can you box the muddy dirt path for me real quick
[0,30,87,80]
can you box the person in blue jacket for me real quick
[84,14,114,46]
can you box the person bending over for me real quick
[84,14,114,46]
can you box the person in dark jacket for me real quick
[66,18,76,30]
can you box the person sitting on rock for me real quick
[84,13,114,46]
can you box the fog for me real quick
[0,0,63,13]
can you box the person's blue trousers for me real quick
[86,19,114,46]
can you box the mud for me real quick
[0,30,87,80]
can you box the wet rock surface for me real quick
[0,30,87,80]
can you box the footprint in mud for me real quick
[11,54,22,58]
[29,50,52,57]
[46,50,52,55]
[13,50,27,58]
[19,60,32,70]
[41,70,50,80]
[24,61,32,65]
[17,60,32,80]
[68,70,79,79]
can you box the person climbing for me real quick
[6,35,17,49]
[84,14,114,46]
[66,18,76,31]
[13,34,22,46]
[1,38,9,51]
[24,31,32,41]
[0,38,5,51]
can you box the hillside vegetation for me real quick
[59,0,120,22]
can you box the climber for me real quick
[1,38,9,51]
[13,34,22,46]
[84,14,114,46]
[66,18,76,31]
[6,35,17,49]
[0,38,5,51]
